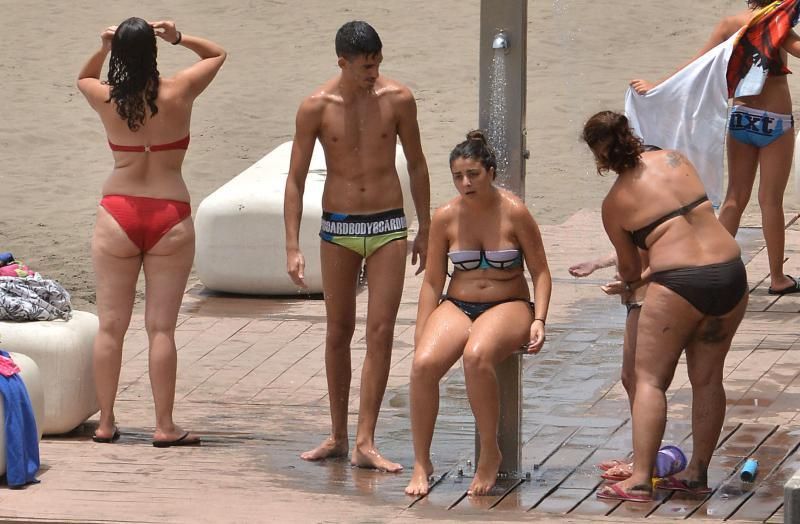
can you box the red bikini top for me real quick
[108,134,190,152]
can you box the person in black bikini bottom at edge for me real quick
[584,111,748,503]
[404,131,552,497]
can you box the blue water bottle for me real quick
[740,458,758,482]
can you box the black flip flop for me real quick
[92,428,121,443]
[152,431,202,448]
[768,275,800,295]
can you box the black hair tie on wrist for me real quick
[172,31,182,45]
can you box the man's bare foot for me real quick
[404,461,434,495]
[468,446,502,496]
[351,444,403,472]
[300,437,349,461]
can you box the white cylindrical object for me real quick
[0,311,98,434]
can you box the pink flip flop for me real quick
[596,482,653,503]
[601,471,633,482]
[597,459,629,471]
[600,462,634,481]
[654,476,711,495]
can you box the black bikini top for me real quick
[629,195,709,250]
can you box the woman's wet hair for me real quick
[582,111,644,174]
[335,21,382,60]
[449,130,497,178]
[106,17,160,131]
[747,0,773,8]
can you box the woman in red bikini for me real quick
[77,18,225,446]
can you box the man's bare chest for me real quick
[319,104,398,148]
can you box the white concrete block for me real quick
[0,311,98,434]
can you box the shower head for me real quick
[492,32,509,50]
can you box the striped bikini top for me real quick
[447,249,523,271]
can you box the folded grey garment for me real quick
[0,275,72,321]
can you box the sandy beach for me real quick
[1,0,797,308]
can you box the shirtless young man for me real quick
[284,21,431,472]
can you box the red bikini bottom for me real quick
[99,194,191,252]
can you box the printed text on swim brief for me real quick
[320,216,407,236]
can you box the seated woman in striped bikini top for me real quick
[404,130,552,498]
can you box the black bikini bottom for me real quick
[445,296,533,321]
[650,258,747,316]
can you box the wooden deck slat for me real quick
[531,487,592,514]
[692,426,797,520]
[604,422,696,519]
[734,454,800,521]
[408,470,468,511]
[484,426,600,512]
[645,423,738,519]
[766,506,785,523]
[649,424,775,520]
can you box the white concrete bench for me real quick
[0,352,44,476]
[195,140,415,295]
[0,311,98,435]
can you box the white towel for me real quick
[624,33,740,208]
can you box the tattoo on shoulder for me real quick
[665,151,684,168]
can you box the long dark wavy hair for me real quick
[747,0,773,8]
[106,17,160,131]
[582,111,644,175]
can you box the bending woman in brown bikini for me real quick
[584,111,747,502]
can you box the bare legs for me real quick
[143,218,196,443]
[719,131,794,291]
[300,241,361,461]
[92,208,141,440]
[302,239,407,472]
[621,306,640,413]
[92,207,196,442]
[599,305,640,479]
[757,132,794,291]
[609,285,747,496]
[405,301,471,495]
[350,240,408,471]
[405,300,533,496]
[681,298,747,486]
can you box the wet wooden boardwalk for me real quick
[0,210,798,523]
